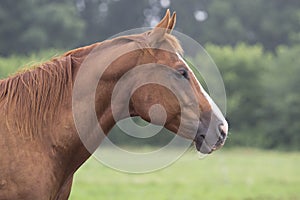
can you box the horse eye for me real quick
[177,68,189,80]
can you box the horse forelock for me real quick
[163,34,183,54]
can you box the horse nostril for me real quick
[219,124,228,139]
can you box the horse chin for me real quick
[194,134,211,154]
[195,140,225,156]
[195,139,226,154]
[197,151,209,159]
[195,142,213,154]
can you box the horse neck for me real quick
[59,40,144,173]
[62,40,141,153]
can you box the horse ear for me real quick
[167,12,176,34]
[155,9,171,29]
[148,9,171,45]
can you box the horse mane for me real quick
[0,32,183,140]
[0,55,74,139]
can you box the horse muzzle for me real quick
[194,112,228,154]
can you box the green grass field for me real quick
[69,148,300,200]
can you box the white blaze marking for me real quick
[176,53,228,133]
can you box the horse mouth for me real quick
[194,134,226,154]
[193,115,228,154]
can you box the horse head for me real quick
[125,10,228,154]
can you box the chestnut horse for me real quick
[0,10,228,199]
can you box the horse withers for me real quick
[0,10,228,199]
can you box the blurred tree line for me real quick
[0,0,299,150]
[1,0,299,55]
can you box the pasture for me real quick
[69,148,300,200]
